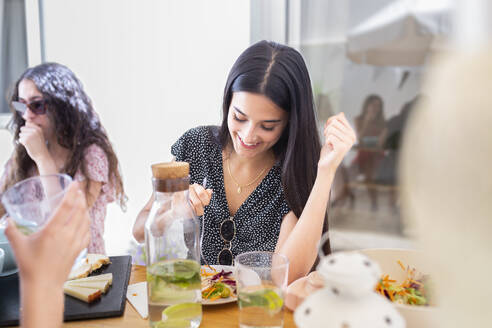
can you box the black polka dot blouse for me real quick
[171,126,291,265]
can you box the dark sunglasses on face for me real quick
[217,217,236,265]
[12,99,48,115]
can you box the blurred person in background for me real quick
[352,94,386,211]
[133,40,356,283]
[401,51,492,327]
[0,63,127,254]
[375,96,418,215]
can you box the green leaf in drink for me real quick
[16,223,36,235]
[239,286,284,315]
[147,259,201,303]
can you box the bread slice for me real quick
[64,285,101,303]
[87,254,111,271]
[65,280,111,293]
[67,261,91,280]
[68,273,113,285]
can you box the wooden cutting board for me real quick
[0,255,132,327]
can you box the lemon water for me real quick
[14,220,38,235]
[238,285,284,328]
[147,259,202,328]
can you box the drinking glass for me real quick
[235,251,289,328]
[1,174,86,266]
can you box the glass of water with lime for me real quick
[1,174,73,234]
[1,174,87,271]
[235,251,289,328]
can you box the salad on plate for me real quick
[376,260,431,306]
[201,265,237,304]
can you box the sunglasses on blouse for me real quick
[217,217,236,265]
[12,99,48,115]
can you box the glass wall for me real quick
[252,0,451,250]
[0,0,28,124]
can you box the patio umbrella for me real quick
[346,0,453,66]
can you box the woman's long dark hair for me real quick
[219,40,330,254]
[1,62,127,212]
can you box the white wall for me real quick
[41,0,250,254]
[0,130,13,167]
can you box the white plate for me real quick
[126,282,148,319]
[201,265,237,305]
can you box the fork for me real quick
[200,177,211,268]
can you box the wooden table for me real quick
[63,265,297,327]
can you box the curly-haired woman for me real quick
[0,63,126,254]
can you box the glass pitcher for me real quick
[144,162,202,328]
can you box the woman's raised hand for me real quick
[319,112,356,173]
[189,183,213,216]
[18,122,50,164]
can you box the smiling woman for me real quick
[227,92,288,159]
[133,40,356,284]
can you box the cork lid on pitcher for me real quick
[151,162,190,192]
[151,162,189,179]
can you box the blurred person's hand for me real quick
[4,181,90,328]
[5,181,90,287]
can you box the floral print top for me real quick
[0,144,115,254]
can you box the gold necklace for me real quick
[226,158,268,194]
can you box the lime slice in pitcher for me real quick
[153,319,190,328]
[160,303,202,327]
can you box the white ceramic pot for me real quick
[294,251,405,328]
